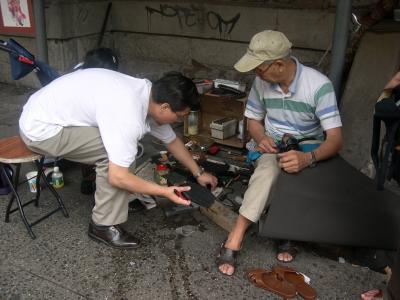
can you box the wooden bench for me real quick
[0,136,69,239]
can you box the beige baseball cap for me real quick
[234,30,292,72]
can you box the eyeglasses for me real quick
[255,61,275,76]
[175,110,190,122]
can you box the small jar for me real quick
[154,164,169,186]
[187,110,200,135]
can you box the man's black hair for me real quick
[152,72,199,112]
[82,47,119,71]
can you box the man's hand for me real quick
[196,172,218,189]
[277,150,311,173]
[384,71,400,90]
[163,185,192,206]
[257,136,278,153]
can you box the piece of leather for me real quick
[273,265,317,300]
[259,155,400,250]
[246,268,296,299]
[167,171,215,208]
[88,221,140,249]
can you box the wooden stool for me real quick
[0,136,69,239]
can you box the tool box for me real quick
[210,117,238,140]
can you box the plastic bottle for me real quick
[154,164,169,186]
[52,166,64,188]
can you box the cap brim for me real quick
[234,53,264,73]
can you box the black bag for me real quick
[371,86,400,190]
[0,164,13,195]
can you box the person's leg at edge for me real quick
[218,153,280,275]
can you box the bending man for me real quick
[19,70,217,249]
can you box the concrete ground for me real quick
[0,82,387,300]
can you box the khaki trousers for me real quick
[21,127,129,226]
[239,153,281,223]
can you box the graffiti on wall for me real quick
[145,4,240,38]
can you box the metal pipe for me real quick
[329,0,352,106]
[97,2,113,47]
[33,0,48,63]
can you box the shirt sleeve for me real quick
[244,78,266,121]
[148,118,177,144]
[314,81,342,130]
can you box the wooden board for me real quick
[200,200,238,232]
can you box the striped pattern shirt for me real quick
[244,57,342,142]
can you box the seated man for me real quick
[216,30,343,275]
[19,70,217,249]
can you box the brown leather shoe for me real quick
[88,221,140,249]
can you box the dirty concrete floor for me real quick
[0,82,387,299]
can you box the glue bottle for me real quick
[52,166,64,188]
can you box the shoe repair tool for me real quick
[226,154,247,162]
[218,145,244,156]
[174,188,189,200]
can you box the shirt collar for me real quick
[288,56,302,94]
[270,56,302,94]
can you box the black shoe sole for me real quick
[88,231,140,250]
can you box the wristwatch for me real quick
[309,151,317,168]
[194,166,205,179]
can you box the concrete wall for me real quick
[340,31,400,171]
[0,0,379,87]
[111,1,337,83]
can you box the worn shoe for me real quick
[88,221,140,249]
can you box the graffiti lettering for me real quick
[207,11,240,36]
[145,4,240,38]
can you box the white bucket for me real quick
[26,171,38,193]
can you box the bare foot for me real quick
[219,263,235,276]
[217,239,241,276]
[277,252,294,263]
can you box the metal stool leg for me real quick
[33,160,42,207]
[35,159,69,218]
[4,163,20,222]
[1,163,35,239]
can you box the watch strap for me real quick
[309,151,317,168]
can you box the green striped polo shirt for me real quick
[244,57,342,142]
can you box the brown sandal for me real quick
[273,265,317,300]
[245,268,297,299]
